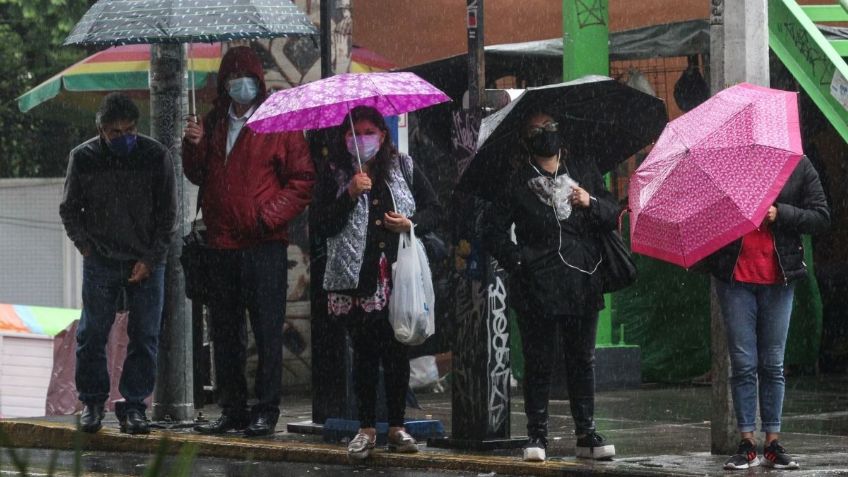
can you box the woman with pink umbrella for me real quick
[312,105,441,461]
[707,152,828,470]
[630,83,831,470]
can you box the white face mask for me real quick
[227,77,258,105]
[346,134,381,162]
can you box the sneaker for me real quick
[723,439,759,470]
[348,432,376,461]
[523,436,548,462]
[387,430,419,453]
[575,432,615,460]
[762,440,799,470]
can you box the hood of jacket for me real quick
[212,46,268,117]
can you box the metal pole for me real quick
[149,42,194,423]
[563,0,609,80]
[320,0,332,79]
[466,0,485,112]
[708,0,770,455]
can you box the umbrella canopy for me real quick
[628,82,803,268]
[0,303,80,337]
[63,0,317,46]
[246,72,451,133]
[457,75,667,202]
[18,42,221,113]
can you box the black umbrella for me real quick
[457,75,668,202]
[63,0,318,46]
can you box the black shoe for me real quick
[523,436,548,462]
[194,413,250,435]
[79,403,105,433]
[762,440,799,470]
[575,431,615,460]
[119,409,150,435]
[723,439,759,470]
[244,414,277,437]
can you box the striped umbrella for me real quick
[17,42,221,114]
[0,303,80,337]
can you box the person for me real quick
[60,92,177,435]
[483,111,619,462]
[313,106,440,460]
[707,155,829,470]
[183,46,315,437]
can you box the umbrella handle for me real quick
[189,41,196,116]
[348,110,362,171]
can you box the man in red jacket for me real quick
[183,46,315,437]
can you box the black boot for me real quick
[244,411,278,437]
[194,412,250,434]
[119,408,150,435]
[79,403,105,433]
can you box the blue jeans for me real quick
[76,254,166,412]
[715,279,795,433]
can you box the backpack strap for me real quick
[397,153,414,186]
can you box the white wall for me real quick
[0,178,199,309]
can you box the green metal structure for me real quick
[769,0,848,143]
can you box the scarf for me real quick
[323,154,416,291]
[527,173,578,221]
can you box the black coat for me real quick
[483,152,621,316]
[59,135,178,267]
[707,156,830,283]
[314,155,441,297]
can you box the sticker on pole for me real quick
[830,70,848,111]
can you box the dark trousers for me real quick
[345,308,410,428]
[206,241,287,418]
[517,310,599,437]
[76,254,165,412]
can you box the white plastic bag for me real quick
[408,355,440,390]
[388,226,435,345]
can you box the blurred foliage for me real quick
[0,0,96,177]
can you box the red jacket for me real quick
[183,47,315,249]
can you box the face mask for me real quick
[107,134,137,157]
[525,130,561,157]
[227,77,259,105]
[346,134,382,162]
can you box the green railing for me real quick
[769,0,848,143]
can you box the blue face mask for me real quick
[228,77,259,105]
[107,134,137,157]
[346,134,381,162]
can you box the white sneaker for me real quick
[347,432,376,460]
[523,436,547,462]
[575,432,615,460]
[387,430,419,453]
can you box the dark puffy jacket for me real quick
[707,156,830,283]
[182,46,315,249]
[483,153,621,316]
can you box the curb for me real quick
[0,419,702,477]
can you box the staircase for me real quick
[769,0,848,141]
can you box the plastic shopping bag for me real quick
[388,226,435,345]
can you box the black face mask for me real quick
[524,130,561,157]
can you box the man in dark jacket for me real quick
[183,46,315,437]
[60,92,177,435]
[709,156,829,471]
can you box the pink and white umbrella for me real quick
[628,83,803,268]
[246,71,450,133]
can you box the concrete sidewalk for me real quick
[2,375,847,476]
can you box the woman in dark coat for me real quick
[708,156,829,471]
[483,111,620,462]
[313,106,440,460]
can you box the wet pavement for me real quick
[2,374,847,476]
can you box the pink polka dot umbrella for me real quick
[628,83,804,268]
